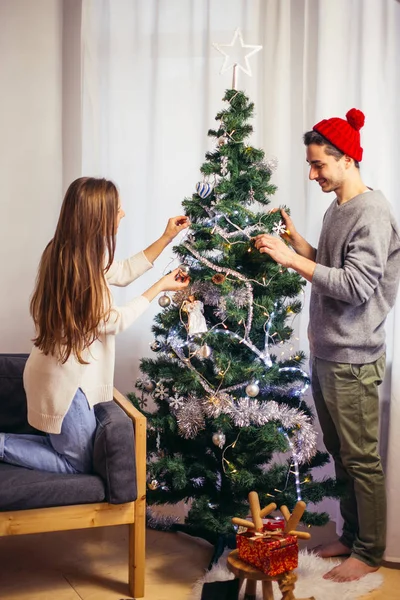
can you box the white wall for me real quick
[0,0,63,352]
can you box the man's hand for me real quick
[253,234,294,268]
[269,208,297,243]
[162,216,190,243]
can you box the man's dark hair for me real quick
[303,130,360,169]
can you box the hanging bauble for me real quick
[218,135,228,146]
[179,264,190,275]
[246,382,260,397]
[196,181,213,199]
[158,294,171,308]
[143,380,156,393]
[199,344,212,359]
[175,264,190,282]
[150,340,162,352]
[212,431,226,449]
[147,479,159,491]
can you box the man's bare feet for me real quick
[313,540,351,558]
[323,556,379,582]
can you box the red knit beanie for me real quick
[313,108,365,162]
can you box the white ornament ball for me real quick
[212,431,226,448]
[246,383,260,397]
[196,181,213,199]
[158,294,171,308]
[218,135,228,146]
[199,344,212,359]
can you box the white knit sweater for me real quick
[24,251,153,434]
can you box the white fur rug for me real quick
[191,550,383,600]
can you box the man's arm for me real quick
[254,219,392,305]
[288,235,317,262]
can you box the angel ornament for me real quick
[182,295,208,336]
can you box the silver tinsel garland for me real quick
[227,399,317,463]
[176,396,206,439]
[146,507,179,531]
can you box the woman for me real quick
[0,177,189,474]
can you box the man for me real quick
[254,109,400,582]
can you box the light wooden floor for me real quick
[0,519,398,599]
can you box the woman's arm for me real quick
[143,216,190,263]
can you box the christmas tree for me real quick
[129,89,339,545]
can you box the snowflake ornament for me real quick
[154,383,169,400]
[168,393,185,411]
[272,220,287,237]
[138,395,148,409]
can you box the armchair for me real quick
[0,354,146,598]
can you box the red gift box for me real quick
[263,517,285,531]
[236,525,298,576]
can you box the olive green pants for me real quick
[311,354,386,567]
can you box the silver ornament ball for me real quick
[150,340,162,352]
[178,264,190,275]
[246,383,260,397]
[212,431,226,448]
[143,380,156,393]
[199,344,212,359]
[158,294,171,308]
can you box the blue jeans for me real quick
[0,388,97,474]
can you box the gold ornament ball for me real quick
[147,479,159,490]
[199,344,212,359]
[246,383,260,397]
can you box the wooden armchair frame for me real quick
[0,388,146,599]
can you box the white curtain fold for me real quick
[80,0,400,559]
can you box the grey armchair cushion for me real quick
[93,401,137,504]
[0,463,105,511]
[0,354,137,510]
[0,354,39,434]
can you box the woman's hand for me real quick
[157,268,190,292]
[162,216,190,243]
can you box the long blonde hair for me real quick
[30,177,118,364]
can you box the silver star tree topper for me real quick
[213,28,262,89]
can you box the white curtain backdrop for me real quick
[79,0,400,560]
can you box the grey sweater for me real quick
[309,190,400,363]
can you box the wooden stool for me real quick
[226,550,315,600]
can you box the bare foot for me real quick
[313,539,351,558]
[323,557,379,582]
